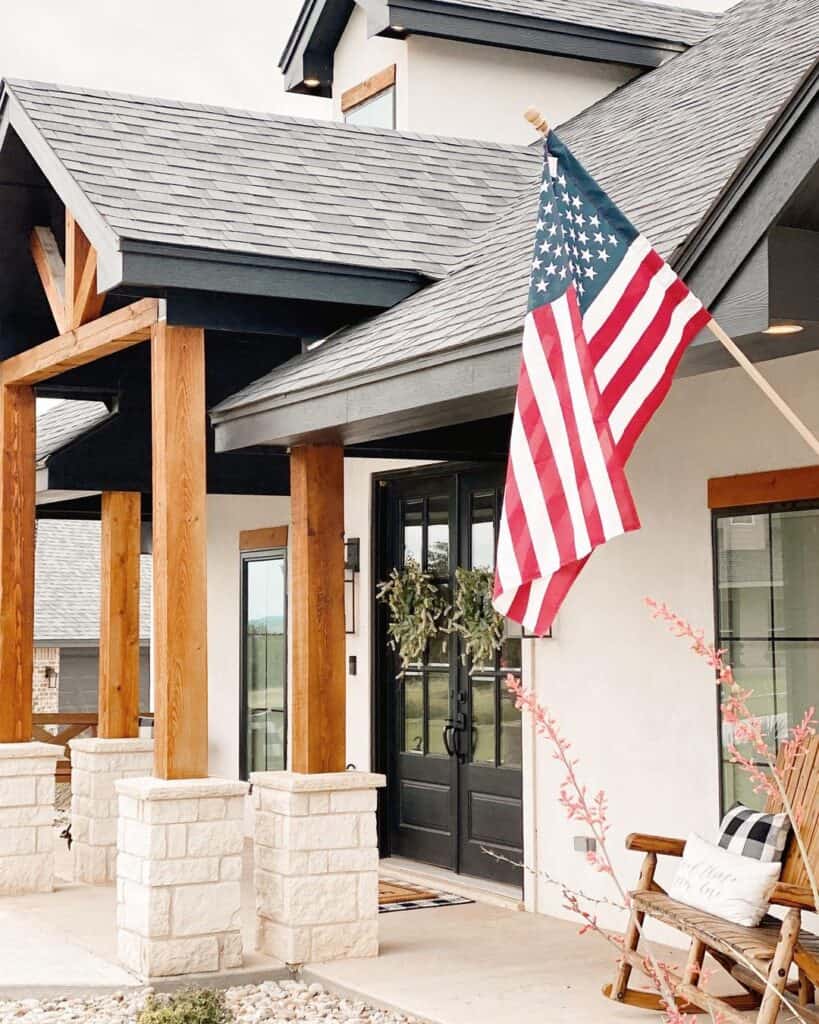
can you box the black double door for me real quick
[376,466,523,886]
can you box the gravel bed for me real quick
[0,980,417,1024]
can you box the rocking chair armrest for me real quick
[626,833,687,857]
[770,882,816,912]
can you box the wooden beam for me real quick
[708,464,819,509]
[0,385,35,742]
[0,298,159,387]
[65,212,105,329]
[239,526,288,551]
[151,322,209,780]
[290,444,346,774]
[30,227,67,334]
[99,491,142,739]
[341,64,396,113]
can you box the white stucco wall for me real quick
[406,36,635,144]
[524,348,819,933]
[331,5,634,143]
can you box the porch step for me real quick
[379,857,524,912]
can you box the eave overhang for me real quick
[280,0,698,96]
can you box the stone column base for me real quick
[0,741,63,894]
[252,770,387,966]
[70,737,154,884]
[115,776,248,979]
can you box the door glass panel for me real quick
[500,687,522,768]
[427,672,450,756]
[403,674,424,754]
[243,553,287,777]
[428,630,448,666]
[471,490,496,570]
[427,496,450,575]
[771,509,819,637]
[471,678,496,765]
[403,500,423,566]
[716,516,771,638]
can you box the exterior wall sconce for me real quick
[344,537,360,635]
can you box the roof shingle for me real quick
[5,80,541,280]
[213,0,819,417]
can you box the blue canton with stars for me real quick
[528,131,639,315]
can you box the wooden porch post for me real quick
[150,322,208,780]
[0,384,36,742]
[98,491,142,739]
[290,444,346,774]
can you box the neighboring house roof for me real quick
[36,400,111,468]
[212,0,818,437]
[34,519,152,645]
[2,79,540,283]
[281,0,720,96]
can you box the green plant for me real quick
[138,988,232,1024]
[449,566,505,670]
[377,558,449,672]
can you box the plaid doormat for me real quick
[378,878,474,913]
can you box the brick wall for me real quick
[33,647,60,714]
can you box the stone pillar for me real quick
[69,737,154,884]
[253,771,386,966]
[115,776,248,979]
[0,742,62,894]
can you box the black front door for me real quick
[376,466,523,886]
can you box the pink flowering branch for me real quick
[504,674,696,1024]
[645,598,819,914]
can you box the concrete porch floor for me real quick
[0,834,738,1021]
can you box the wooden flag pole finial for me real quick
[524,107,549,136]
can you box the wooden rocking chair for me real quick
[603,735,819,1023]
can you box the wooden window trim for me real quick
[341,64,396,114]
[239,526,288,551]
[708,465,819,510]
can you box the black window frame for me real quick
[711,496,819,814]
[239,545,288,781]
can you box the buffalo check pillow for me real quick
[718,804,791,863]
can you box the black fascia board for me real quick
[382,1,687,68]
[118,239,427,309]
[280,0,689,96]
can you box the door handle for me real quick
[451,712,468,764]
[442,721,456,757]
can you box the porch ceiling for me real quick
[212,0,819,453]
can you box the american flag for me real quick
[493,131,711,634]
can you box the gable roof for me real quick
[213,0,819,444]
[34,519,151,644]
[281,0,720,96]
[1,79,540,290]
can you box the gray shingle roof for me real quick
[36,400,110,467]
[213,0,818,418]
[5,79,541,279]
[34,520,152,644]
[445,0,719,44]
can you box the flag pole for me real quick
[523,107,819,461]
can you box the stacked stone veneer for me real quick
[0,742,62,894]
[70,737,155,884]
[115,776,248,979]
[252,771,386,966]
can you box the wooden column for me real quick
[290,444,346,774]
[0,384,36,742]
[151,322,208,780]
[98,491,142,738]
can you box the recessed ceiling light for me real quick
[304,78,321,88]
[764,323,804,335]
[390,24,405,31]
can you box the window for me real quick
[240,547,287,778]
[713,504,819,808]
[341,65,396,130]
